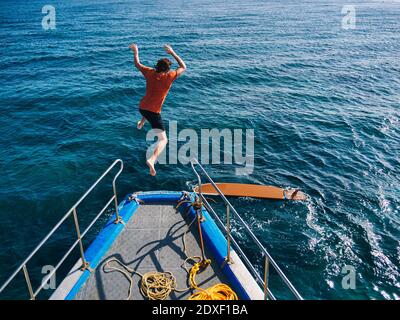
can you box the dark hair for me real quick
[155,58,172,73]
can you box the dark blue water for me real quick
[0,0,399,299]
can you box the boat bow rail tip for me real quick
[190,158,304,300]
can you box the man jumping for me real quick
[129,43,186,176]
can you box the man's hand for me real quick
[164,44,186,77]
[129,43,138,55]
[164,44,175,55]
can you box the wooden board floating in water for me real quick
[194,183,307,200]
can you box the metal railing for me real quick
[0,159,124,300]
[190,158,303,300]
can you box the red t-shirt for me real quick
[139,66,178,114]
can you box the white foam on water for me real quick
[327,280,334,289]
[358,218,400,288]
[249,216,271,230]
[334,230,362,265]
[308,237,319,252]
[305,200,329,258]
[304,198,370,289]
[305,200,325,237]
[305,199,341,278]
[397,245,400,266]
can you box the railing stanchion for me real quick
[199,188,204,222]
[113,180,122,224]
[191,159,204,221]
[72,208,90,271]
[22,265,35,300]
[225,205,232,264]
[264,255,270,300]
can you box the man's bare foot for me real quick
[137,120,144,130]
[146,159,156,176]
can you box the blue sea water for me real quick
[0,0,399,299]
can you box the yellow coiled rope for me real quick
[184,258,238,300]
[189,284,238,300]
[140,271,179,300]
[103,258,188,300]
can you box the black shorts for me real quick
[139,109,165,131]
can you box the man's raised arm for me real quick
[164,44,186,77]
[129,43,150,74]
[129,43,141,68]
